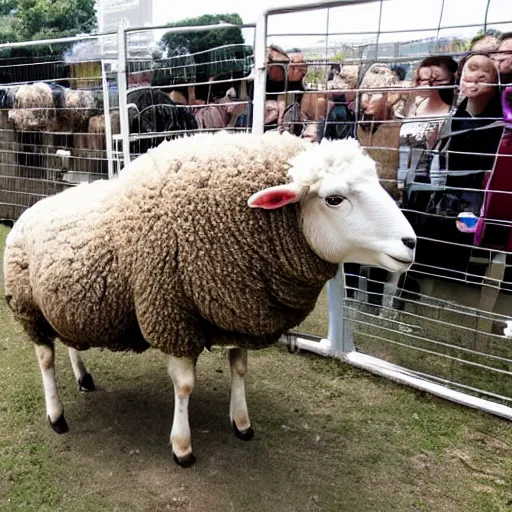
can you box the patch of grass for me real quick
[1,226,512,511]
[0,442,63,510]
[0,223,7,253]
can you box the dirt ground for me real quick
[1,224,512,512]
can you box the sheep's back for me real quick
[4,178,141,349]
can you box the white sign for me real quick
[98,0,152,31]
[97,0,153,56]
[102,0,140,13]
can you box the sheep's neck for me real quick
[266,205,338,288]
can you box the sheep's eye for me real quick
[325,195,345,207]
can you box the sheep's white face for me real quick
[298,172,416,272]
[248,138,416,273]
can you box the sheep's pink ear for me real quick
[248,183,304,210]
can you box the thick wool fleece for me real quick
[4,131,338,359]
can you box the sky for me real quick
[149,0,512,50]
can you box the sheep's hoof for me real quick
[48,414,69,434]
[78,373,96,392]
[232,421,255,441]
[172,451,196,468]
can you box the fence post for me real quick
[101,58,114,179]
[327,265,353,357]
[117,26,130,169]
[251,12,268,135]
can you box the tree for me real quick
[0,0,17,16]
[17,0,96,40]
[470,27,502,48]
[155,13,251,88]
[0,0,20,43]
[0,0,96,44]
[159,13,245,56]
[449,38,470,52]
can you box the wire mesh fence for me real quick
[117,25,255,165]
[0,35,119,222]
[255,0,512,417]
[1,0,512,417]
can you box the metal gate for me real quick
[115,22,256,170]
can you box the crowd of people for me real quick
[399,33,511,272]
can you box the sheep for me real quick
[3,130,416,467]
[8,83,97,136]
[73,112,120,151]
[63,89,96,133]
[86,112,121,151]
[8,82,55,132]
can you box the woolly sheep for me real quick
[86,112,121,151]
[8,82,55,131]
[3,131,416,467]
[8,83,96,134]
[64,89,96,132]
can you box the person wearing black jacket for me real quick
[418,53,504,277]
[434,53,504,217]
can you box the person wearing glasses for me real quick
[397,56,458,193]
[438,52,503,212]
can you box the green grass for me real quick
[1,224,512,511]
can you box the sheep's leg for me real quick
[68,347,96,392]
[228,348,254,441]
[35,343,68,434]
[168,355,196,467]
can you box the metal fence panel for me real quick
[0,34,118,222]
[252,0,512,420]
[2,0,512,421]
[116,23,256,171]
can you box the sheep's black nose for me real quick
[402,237,416,250]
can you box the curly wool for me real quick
[8,83,54,131]
[4,131,338,358]
[64,89,96,132]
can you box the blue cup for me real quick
[456,212,478,233]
